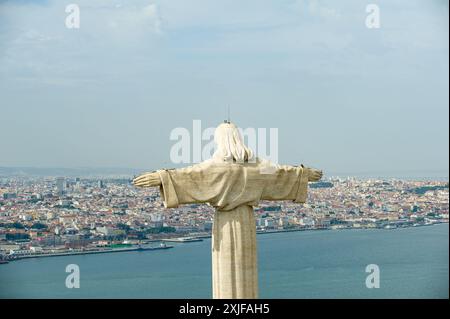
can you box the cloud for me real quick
[0,0,49,5]
[0,1,164,86]
[294,0,341,19]
[0,0,448,87]
[143,4,162,34]
[102,3,163,36]
[12,29,60,45]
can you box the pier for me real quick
[3,244,174,262]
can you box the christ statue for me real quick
[133,121,323,299]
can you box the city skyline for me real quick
[0,165,448,180]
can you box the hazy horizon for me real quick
[0,165,448,181]
[1,0,448,174]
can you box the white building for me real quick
[299,217,315,227]
[96,226,114,236]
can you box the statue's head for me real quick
[213,122,254,163]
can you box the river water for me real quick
[0,224,448,298]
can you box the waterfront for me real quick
[4,243,173,261]
[1,176,448,261]
[0,224,448,299]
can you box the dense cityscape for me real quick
[0,174,448,263]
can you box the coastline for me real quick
[3,244,173,262]
[2,222,447,264]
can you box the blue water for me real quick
[0,224,448,299]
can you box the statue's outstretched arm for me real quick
[304,166,323,182]
[133,171,162,188]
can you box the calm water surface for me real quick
[0,224,448,298]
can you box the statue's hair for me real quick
[213,122,254,163]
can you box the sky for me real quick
[0,0,448,177]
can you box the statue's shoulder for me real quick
[254,157,272,168]
[198,158,216,167]
[190,159,224,172]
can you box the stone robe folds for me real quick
[157,159,310,299]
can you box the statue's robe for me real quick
[157,158,310,299]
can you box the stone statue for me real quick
[133,122,323,299]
